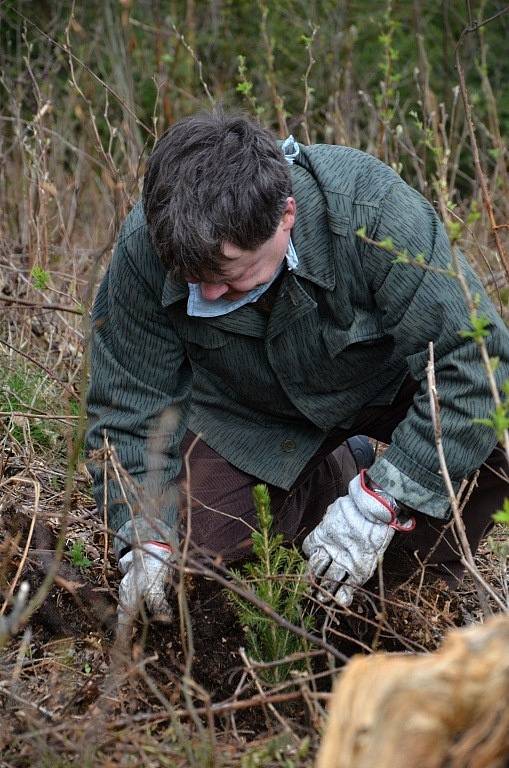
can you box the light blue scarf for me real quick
[187,136,299,318]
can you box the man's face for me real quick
[187,197,296,302]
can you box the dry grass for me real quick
[1,308,507,765]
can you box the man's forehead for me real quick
[221,242,252,260]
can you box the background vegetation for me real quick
[2,1,509,262]
[1,1,509,766]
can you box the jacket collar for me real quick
[161,275,188,307]
[289,164,335,291]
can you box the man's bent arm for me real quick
[86,220,192,556]
[364,180,509,518]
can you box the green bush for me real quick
[0,358,79,454]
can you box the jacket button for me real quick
[281,439,296,452]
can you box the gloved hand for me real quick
[302,469,415,606]
[117,541,175,622]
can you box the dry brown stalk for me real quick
[108,688,332,728]
[0,411,79,421]
[455,8,509,280]
[0,295,83,315]
[301,25,318,145]
[179,432,207,736]
[426,341,506,615]
[257,0,288,137]
[448,240,509,466]
[101,433,110,588]
[0,477,40,616]
[129,15,215,107]
[187,493,257,533]
[239,645,294,733]
[447,206,505,314]
[0,676,56,721]
[9,5,154,138]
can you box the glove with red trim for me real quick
[302,469,415,607]
[118,541,175,622]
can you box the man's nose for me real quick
[200,282,230,301]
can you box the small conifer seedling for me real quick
[229,484,313,684]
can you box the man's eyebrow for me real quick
[197,271,244,284]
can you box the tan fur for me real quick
[317,615,509,768]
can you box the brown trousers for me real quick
[177,378,508,586]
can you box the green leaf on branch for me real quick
[236,81,253,96]
[31,265,49,290]
[446,220,462,243]
[409,109,423,131]
[377,237,394,252]
[392,249,409,264]
[458,312,491,342]
[473,404,509,440]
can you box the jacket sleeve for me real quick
[364,180,509,518]
[85,225,192,554]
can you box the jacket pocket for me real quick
[322,312,385,357]
[326,208,351,237]
[175,321,230,350]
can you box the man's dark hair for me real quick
[142,109,292,281]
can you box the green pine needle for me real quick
[229,484,313,684]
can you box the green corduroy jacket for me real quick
[86,143,509,548]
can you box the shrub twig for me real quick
[426,341,506,614]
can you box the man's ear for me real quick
[281,196,296,231]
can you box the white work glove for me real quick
[302,470,415,607]
[117,541,175,623]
